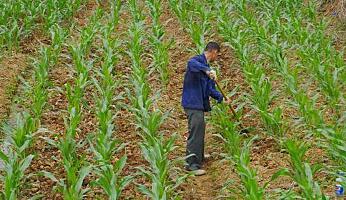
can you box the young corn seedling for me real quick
[41,8,104,198]
[126,2,187,198]
[0,147,34,200]
[187,3,212,54]
[91,33,120,164]
[90,31,132,199]
[129,0,145,24]
[168,0,211,53]
[0,112,35,199]
[259,0,345,123]
[319,127,346,194]
[133,101,186,199]
[211,102,242,157]
[297,47,341,113]
[266,39,324,131]
[49,25,69,65]
[231,0,325,132]
[79,7,103,56]
[42,43,92,199]
[146,0,171,85]
[44,0,66,31]
[233,136,267,200]
[217,3,285,138]
[258,0,343,115]
[43,0,85,31]
[319,128,346,172]
[273,139,328,200]
[30,47,51,125]
[108,0,122,32]
[146,0,164,39]
[0,22,69,198]
[211,98,268,199]
[168,0,191,27]
[137,131,186,199]
[0,1,41,52]
[30,25,68,126]
[0,0,80,53]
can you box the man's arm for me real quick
[188,58,210,73]
[208,79,223,103]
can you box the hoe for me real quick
[215,80,250,134]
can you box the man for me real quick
[182,42,229,175]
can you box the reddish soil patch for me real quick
[0,54,28,124]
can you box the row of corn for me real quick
[127,0,186,199]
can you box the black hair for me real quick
[205,42,220,52]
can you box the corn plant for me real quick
[319,127,346,194]
[88,26,133,199]
[91,27,121,166]
[212,103,242,157]
[211,99,269,199]
[0,113,35,199]
[131,96,186,198]
[126,1,187,198]
[217,2,285,138]
[190,3,213,54]
[0,23,68,199]
[0,0,85,53]
[168,0,211,54]
[42,44,92,199]
[43,0,86,31]
[30,25,68,127]
[233,136,266,200]
[146,0,171,85]
[136,130,186,199]
[41,8,104,198]
[168,0,191,27]
[79,7,103,56]
[319,127,346,172]
[265,40,324,131]
[255,0,345,126]
[273,139,328,199]
[231,0,325,133]
[297,47,342,113]
[185,1,212,54]
[0,0,41,52]
[108,0,122,32]
[0,148,34,200]
[255,0,343,117]
[128,0,145,24]
[30,47,50,125]
[49,25,69,66]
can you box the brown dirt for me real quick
[0,54,27,124]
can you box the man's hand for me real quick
[206,70,217,80]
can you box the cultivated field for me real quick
[0,0,345,199]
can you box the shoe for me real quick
[191,169,206,176]
[185,165,206,176]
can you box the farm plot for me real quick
[0,0,345,199]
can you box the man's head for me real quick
[204,42,220,62]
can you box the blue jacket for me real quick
[181,54,223,112]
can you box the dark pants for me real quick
[184,108,205,170]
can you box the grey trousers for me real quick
[184,109,206,170]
